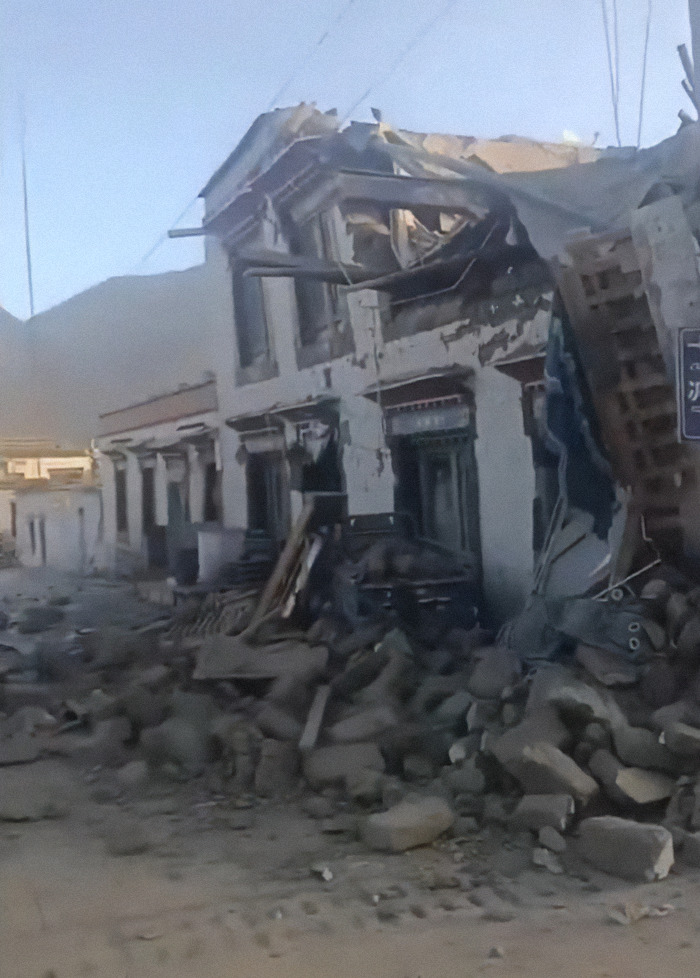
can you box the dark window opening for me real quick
[232,265,269,368]
[300,434,343,493]
[115,467,128,534]
[29,519,36,555]
[142,467,156,532]
[10,502,16,538]
[204,461,220,522]
[288,213,340,347]
[38,517,46,565]
[246,452,289,544]
[392,430,480,570]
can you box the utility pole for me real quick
[20,110,35,318]
[690,0,700,94]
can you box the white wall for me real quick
[15,488,103,574]
[205,219,547,621]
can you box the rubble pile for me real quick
[7,571,700,884]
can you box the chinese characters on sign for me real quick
[679,327,700,440]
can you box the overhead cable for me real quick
[340,0,463,125]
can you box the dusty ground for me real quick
[3,570,700,978]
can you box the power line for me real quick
[264,0,359,112]
[340,0,463,125]
[636,0,652,148]
[133,0,361,272]
[131,195,200,273]
[601,0,622,147]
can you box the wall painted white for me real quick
[14,488,103,574]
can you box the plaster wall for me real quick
[14,489,103,574]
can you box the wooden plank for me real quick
[299,684,331,752]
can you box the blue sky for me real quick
[0,0,693,318]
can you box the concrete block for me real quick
[508,742,599,804]
[612,724,683,774]
[467,646,520,700]
[141,717,209,777]
[488,706,569,772]
[254,739,299,797]
[441,759,485,796]
[614,767,676,805]
[661,721,700,757]
[510,793,574,832]
[577,816,674,881]
[538,825,567,853]
[254,702,303,742]
[575,644,638,687]
[329,705,397,743]
[588,749,629,806]
[115,759,149,792]
[346,767,384,804]
[361,796,455,852]
[303,742,385,789]
[432,690,472,727]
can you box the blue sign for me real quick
[679,327,700,440]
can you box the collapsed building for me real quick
[8,107,700,886]
[95,105,619,624]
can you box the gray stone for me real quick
[381,775,407,808]
[346,767,384,804]
[104,816,150,856]
[481,794,512,826]
[0,763,72,820]
[402,753,435,781]
[119,686,168,730]
[538,825,567,853]
[303,742,385,789]
[141,717,209,777]
[488,707,569,772]
[0,732,41,765]
[575,644,638,687]
[49,717,132,769]
[588,749,629,806]
[666,592,692,640]
[577,816,674,881]
[16,605,65,634]
[432,690,472,727]
[454,815,479,834]
[676,617,700,662]
[532,846,564,874]
[540,674,626,729]
[675,829,700,867]
[441,759,485,796]
[254,702,303,742]
[661,721,700,757]
[301,795,336,819]
[254,739,299,797]
[652,700,700,731]
[355,629,412,707]
[614,767,676,805]
[115,759,149,792]
[361,796,455,852]
[581,722,611,750]
[510,794,574,832]
[466,700,500,733]
[329,705,397,744]
[612,724,683,774]
[467,646,519,700]
[507,742,599,804]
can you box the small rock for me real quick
[662,722,700,758]
[532,846,564,874]
[510,793,574,832]
[488,945,505,959]
[303,743,384,789]
[614,767,676,805]
[346,767,384,804]
[104,816,150,856]
[467,646,520,700]
[577,816,674,882]
[539,825,567,853]
[362,796,455,852]
[576,644,638,687]
[115,759,149,792]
